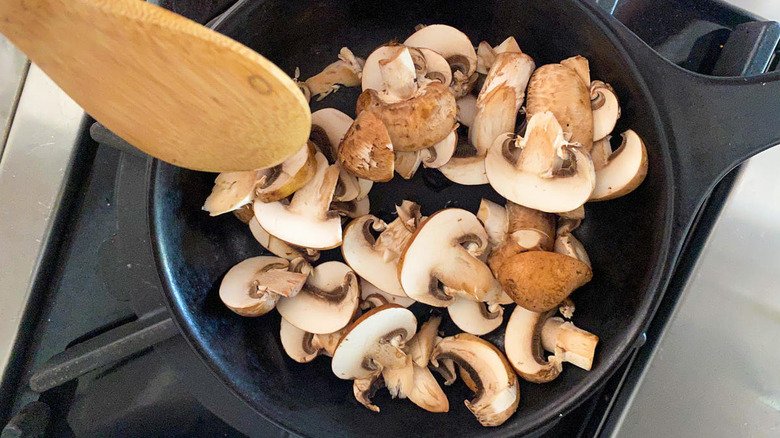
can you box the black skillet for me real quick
[148,0,780,436]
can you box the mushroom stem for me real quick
[379,47,418,101]
[541,317,598,371]
[407,314,442,367]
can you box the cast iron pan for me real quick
[148,0,780,436]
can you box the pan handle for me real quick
[584,1,780,222]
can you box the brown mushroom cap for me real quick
[356,81,457,152]
[338,111,394,182]
[526,61,593,152]
[497,251,592,312]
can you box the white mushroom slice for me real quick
[331,196,370,219]
[589,129,648,202]
[590,81,621,141]
[395,200,424,232]
[438,155,488,185]
[382,355,415,400]
[420,128,457,169]
[249,217,320,262]
[554,233,592,268]
[276,261,359,334]
[494,36,522,55]
[253,152,342,250]
[456,94,477,128]
[315,327,348,357]
[406,314,442,367]
[219,257,307,317]
[430,334,519,427]
[541,317,599,371]
[342,215,415,297]
[477,198,507,249]
[429,354,457,386]
[447,296,504,335]
[398,209,501,307]
[331,304,418,380]
[305,47,364,101]
[334,169,361,202]
[360,278,415,308]
[408,364,449,413]
[379,46,418,101]
[419,48,452,87]
[254,142,317,203]
[203,170,263,216]
[311,108,354,162]
[280,317,325,363]
[404,24,478,97]
[485,112,596,213]
[470,52,535,156]
[362,45,403,93]
[556,205,585,236]
[504,306,561,383]
[560,55,591,87]
[394,150,423,179]
[353,374,384,412]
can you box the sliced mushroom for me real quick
[556,205,585,235]
[589,130,648,201]
[342,213,417,298]
[526,58,593,152]
[203,170,263,216]
[253,152,342,250]
[505,306,562,383]
[429,354,458,386]
[315,327,348,357]
[476,36,522,74]
[249,217,320,262]
[310,108,354,163]
[276,261,359,334]
[356,178,373,201]
[331,196,370,219]
[280,317,326,363]
[219,256,308,317]
[430,334,519,427]
[353,374,384,412]
[420,128,458,168]
[394,150,423,179]
[360,278,416,308]
[484,112,596,213]
[233,204,255,223]
[496,250,592,312]
[338,111,394,182]
[406,314,442,367]
[305,47,364,101]
[408,364,449,413]
[438,139,488,185]
[398,209,501,307]
[331,304,418,380]
[541,317,599,371]
[457,94,477,128]
[357,81,457,152]
[254,142,318,203]
[590,81,620,141]
[470,52,535,155]
[447,296,503,335]
[560,55,590,87]
[404,24,478,98]
[418,48,452,87]
[553,232,591,269]
[476,198,507,250]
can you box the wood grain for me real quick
[0,0,311,172]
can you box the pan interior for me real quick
[150,0,671,436]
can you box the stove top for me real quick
[1,1,778,437]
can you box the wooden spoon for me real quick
[0,0,311,172]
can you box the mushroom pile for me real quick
[203,24,648,428]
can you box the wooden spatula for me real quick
[0,0,311,172]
